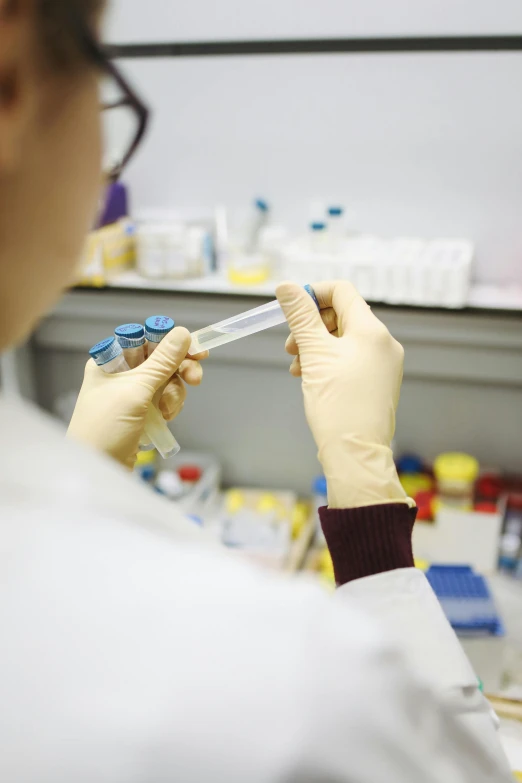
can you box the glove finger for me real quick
[285,307,337,355]
[276,282,328,351]
[158,376,186,421]
[310,280,380,338]
[136,327,191,392]
[289,356,302,377]
[178,359,204,386]
[187,349,209,361]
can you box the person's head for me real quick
[0,0,146,351]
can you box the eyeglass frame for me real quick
[66,6,150,181]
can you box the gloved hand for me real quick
[277,280,410,509]
[68,327,208,469]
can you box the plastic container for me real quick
[136,224,165,279]
[164,451,221,519]
[326,206,345,252]
[433,452,480,510]
[178,465,203,484]
[425,565,503,634]
[189,284,319,354]
[226,200,271,284]
[164,224,188,279]
[185,226,212,277]
[88,337,179,458]
[156,469,185,500]
[115,323,146,369]
[144,315,175,353]
[244,198,270,254]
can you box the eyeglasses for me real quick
[66,8,150,182]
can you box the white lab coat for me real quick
[0,396,512,782]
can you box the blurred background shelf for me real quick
[76,273,522,314]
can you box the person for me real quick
[0,1,513,781]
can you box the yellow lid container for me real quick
[433,453,479,483]
[226,489,245,514]
[135,449,157,467]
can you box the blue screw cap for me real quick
[89,336,122,366]
[115,323,144,339]
[313,476,327,495]
[115,323,145,348]
[327,206,344,217]
[304,284,320,310]
[145,316,175,343]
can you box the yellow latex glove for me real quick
[277,280,410,509]
[68,327,208,469]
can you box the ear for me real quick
[0,0,37,171]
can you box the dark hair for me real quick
[38,0,106,68]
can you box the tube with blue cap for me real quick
[189,284,320,354]
[114,323,147,369]
[144,315,175,353]
[89,336,180,458]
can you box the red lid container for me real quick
[178,465,202,483]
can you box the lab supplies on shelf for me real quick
[79,218,136,287]
[136,218,213,281]
[280,235,474,308]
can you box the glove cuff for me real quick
[319,503,417,585]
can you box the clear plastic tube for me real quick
[189,284,319,354]
[90,337,180,458]
[115,323,146,369]
[115,323,156,451]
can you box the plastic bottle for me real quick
[309,222,338,280]
[326,206,345,252]
[245,199,270,254]
[433,452,479,510]
[88,337,179,458]
[498,527,521,573]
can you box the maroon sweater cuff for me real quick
[319,504,417,586]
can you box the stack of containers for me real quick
[281,233,474,308]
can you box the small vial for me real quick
[245,198,269,254]
[326,206,345,253]
[88,337,180,458]
[309,221,328,253]
[115,323,151,449]
[115,323,146,369]
[145,315,175,354]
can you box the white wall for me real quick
[104,2,522,285]
[105,0,522,42]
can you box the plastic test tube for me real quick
[143,316,182,456]
[189,284,319,354]
[114,323,146,368]
[115,322,157,452]
[144,315,175,354]
[89,337,180,458]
